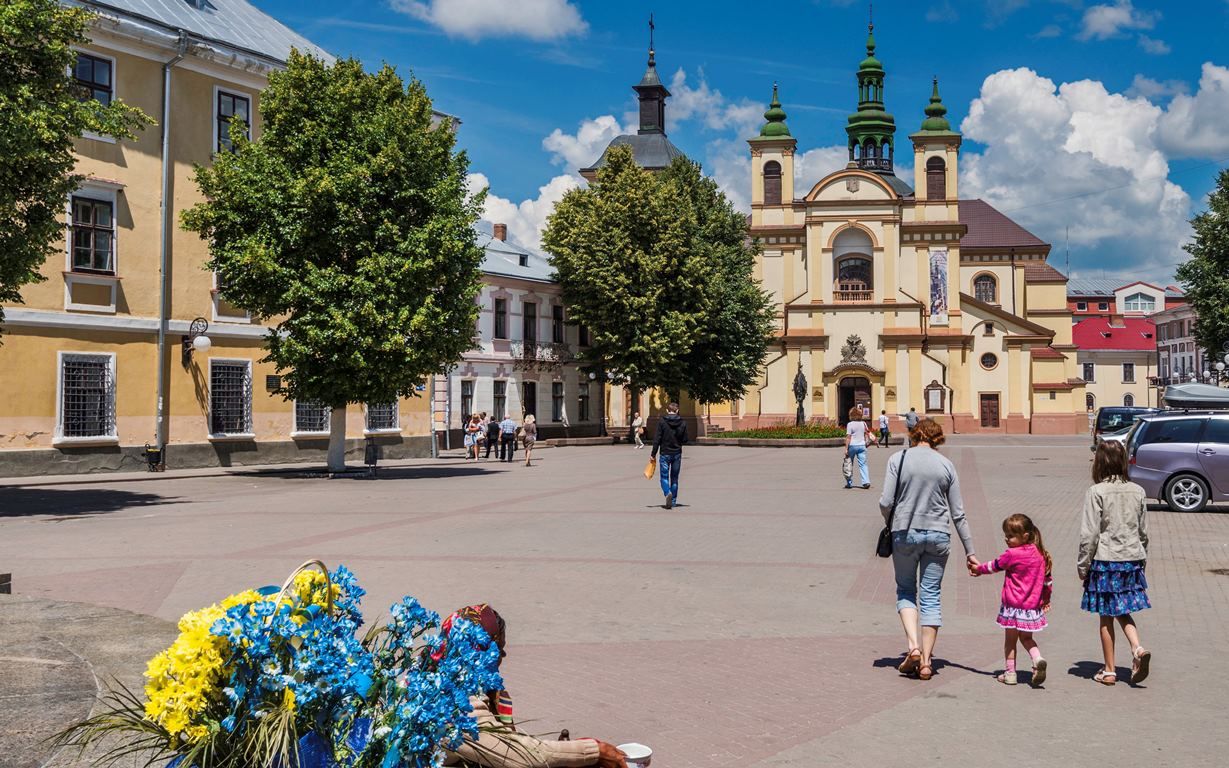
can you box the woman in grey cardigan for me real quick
[879,418,977,680]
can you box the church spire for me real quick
[845,13,896,173]
[633,14,670,135]
[919,76,953,132]
[759,82,791,138]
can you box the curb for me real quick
[696,436,907,448]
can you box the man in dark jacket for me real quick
[650,402,688,509]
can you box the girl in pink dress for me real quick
[970,514,1053,687]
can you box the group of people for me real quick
[880,418,1152,688]
[843,406,920,488]
[463,412,538,466]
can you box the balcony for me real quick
[834,289,873,303]
[510,341,574,372]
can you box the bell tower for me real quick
[632,17,669,135]
[909,77,962,216]
[845,18,896,175]
[749,83,797,225]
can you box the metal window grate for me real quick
[295,401,330,433]
[62,354,115,437]
[210,362,252,434]
[366,402,398,431]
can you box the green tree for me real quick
[542,145,774,405]
[0,0,152,332]
[1177,168,1229,360]
[183,53,484,469]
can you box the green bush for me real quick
[711,421,847,439]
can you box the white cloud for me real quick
[1032,23,1063,39]
[1158,63,1229,157]
[666,69,763,136]
[959,67,1191,279]
[1077,0,1158,40]
[391,0,586,41]
[1126,74,1188,100]
[927,1,959,23]
[1137,35,1170,55]
[542,114,633,171]
[467,172,579,251]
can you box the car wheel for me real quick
[1165,474,1210,513]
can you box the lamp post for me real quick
[181,317,212,367]
[588,370,607,437]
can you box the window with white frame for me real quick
[1082,362,1095,382]
[71,196,114,273]
[294,401,330,434]
[493,381,507,420]
[74,53,112,106]
[1124,292,1155,313]
[460,380,474,420]
[1123,362,1135,383]
[366,401,399,431]
[210,361,252,435]
[59,353,115,438]
[216,90,251,153]
[1076,301,1087,311]
[552,382,565,421]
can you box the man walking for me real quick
[905,407,920,433]
[650,403,688,509]
[498,413,518,462]
[485,413,501,459]
[877,409,890,447]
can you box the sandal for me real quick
[1093,669,1117,686]
[898,649,922,675]
[917,664,933,681]
[1131,648,1152,684]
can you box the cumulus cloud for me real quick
[666,69,763,136]
[1158,63,1229,157]
[1126,74,1188,100]
[391,0,587,41]
[1137,35,1170,55]
[467,172,580,250]
[1076,0,1158,40]
[1032,24,1063,39]
[542,114,633,171]
[926,1,959,23]
[959,67,1191,279]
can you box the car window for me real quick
[1099,411,1130,431]
[1138,418,1205,446]
[1203,419,1229,444]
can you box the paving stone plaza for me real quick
[3,437,1227,767]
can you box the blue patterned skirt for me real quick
[1081,560,1151,616]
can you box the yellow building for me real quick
[0,0,430,475]
[717,23,1086,435]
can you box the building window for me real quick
[74,53,112,105]
[1123,362,1135,383]
[518,253,529,267]
[1076,301,1087,311]
[984,322,995,336]
[493,381,507,420]
[1086,393,1095,411]
[294,401,330,434]
[980,352,998,370]
[1049,391,1057,400]
[59,353,115,438]
[521,381,537,417]
[578,382,590,421]
[210,361,252,435]
[71,196,114,273]
[1123,393,1135,407]
[522,302,537,343]
[1083,362,1095,382]
[1098,302,1109,312]
[578,324,590,347]
[552,305,565,344]
[461,380,474,420]
[835,256,872,300]
[926,156,946,200]
[973,274,997,303]
[552,382,564,422]
[494,298,508,339]
[1124,292,1155,313]
[366,402,399,431]
[216,90,251,153]
[763,160,782,205]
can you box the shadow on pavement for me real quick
[1147,502,1229,515]
[1067,660,1135,684]
[231,465,499,481]
[872,656,995,677]
[0,486,176,518]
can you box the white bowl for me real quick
[617,742,652,767]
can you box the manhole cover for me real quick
[1209,569,1229,577]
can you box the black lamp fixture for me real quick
[182,317,212,367]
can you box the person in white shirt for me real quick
[845,406,872,489]
[877,409,890,447]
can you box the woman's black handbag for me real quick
[875,449,908,558]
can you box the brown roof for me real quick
[1023,262,1068,283]
[958,199,1049,250]
[1030,346,1067,360]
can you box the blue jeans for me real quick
[892,529,951,627]
[846,445,869,487]
[658,452,681,500]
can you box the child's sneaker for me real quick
[1030,658,1047,688]
[996,671,1017,685]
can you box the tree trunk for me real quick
[327,405,347,472]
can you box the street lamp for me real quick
[182,317,212,367]
[588,370,607,437]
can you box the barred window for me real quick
[74,53,112,105]
[552,382,564,422]
[71,196,114,273]
[366,401,399,431]
[60,354,115,438]
[973,274,996,303]
[216,91,250,153]
[210,361,252,435]
[294,401,330,433]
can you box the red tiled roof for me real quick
[1072,317,1156,351]
[1030,346,1067,360]
[1024,262,1068,283]
[957,199,1048,250]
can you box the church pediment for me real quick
[805,169,898,203]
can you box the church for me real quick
[720,21,1087,434]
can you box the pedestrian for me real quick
[1078,440,1152,686]
[522,414,537,467]
[904,407,920,432]
[969,514,1053,687]
[877,409,890,447]
[631,411,645,449]
[498,412,518,462]
[650,402,687,509]
[485,413,501,459]
[477,411,489,458]
[845,406,871,489]
[464,415,482,460]
[880,418,977,681]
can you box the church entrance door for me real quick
[837,376,872,424]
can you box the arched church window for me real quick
[863,139,877,160]
[1086,393,1095,411]
[1123,393,1135,407]
[926,156,946,200]
[974,273,997,303]
[763,160,782,206]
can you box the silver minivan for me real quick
[1127,412,1229,512]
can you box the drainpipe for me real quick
[155,33,189,450]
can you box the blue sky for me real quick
[262,0,1229,285]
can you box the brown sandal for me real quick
[917,664,933,680]
[898,649,922,675]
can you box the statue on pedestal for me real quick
[792,362,808,427]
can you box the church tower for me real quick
[749,84,797,225]
[632,36,669,135]
[845,20,897,175]
[909,77,961,216]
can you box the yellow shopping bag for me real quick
[643,457,657,479]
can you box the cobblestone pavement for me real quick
[2,436,1227,767]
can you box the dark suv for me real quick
[1127,412,1229,512]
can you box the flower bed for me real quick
[710,423,847,440]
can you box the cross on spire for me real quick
[648,13,655,66]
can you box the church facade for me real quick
[718,23,1086,434]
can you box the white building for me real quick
[1152,304,1212,386]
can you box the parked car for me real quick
[1127,411,1229,512]
[1093,406,1159,449]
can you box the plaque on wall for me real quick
[885,387,897,399]
[812,386,824,399]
